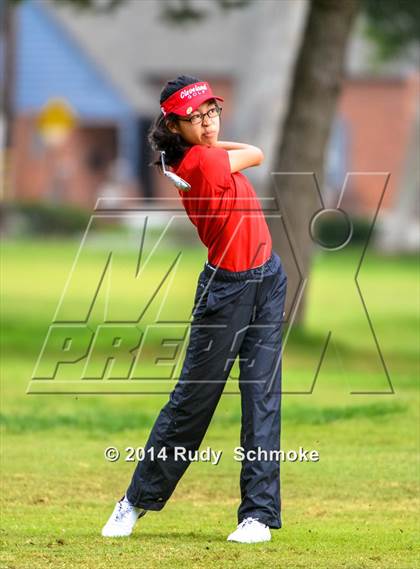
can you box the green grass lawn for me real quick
[1,237,419,568]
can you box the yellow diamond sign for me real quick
[37,98,77,146]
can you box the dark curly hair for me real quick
[148,75,219,170]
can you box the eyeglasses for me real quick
[178,106,222,126]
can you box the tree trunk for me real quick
[1,1,16,199]
[267,0,360,327]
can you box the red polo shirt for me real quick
[173,144,272,272]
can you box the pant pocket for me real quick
[206,279,250,314]
[191,272,211,320]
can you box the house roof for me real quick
[43,0,259,114]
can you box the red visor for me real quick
[160,81,224,117]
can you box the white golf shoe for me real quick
[227,516,271,543]
[101,495,147,537]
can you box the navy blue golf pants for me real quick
[126,250,287,529]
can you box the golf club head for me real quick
[164,171,191,191]
[160,151,191,191]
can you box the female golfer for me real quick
[102,75,288,543]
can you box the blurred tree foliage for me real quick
[363,0,420,59]
[9,0,253,19]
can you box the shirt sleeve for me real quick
[198,145,231,191]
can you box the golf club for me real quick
[160,151,191,191]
